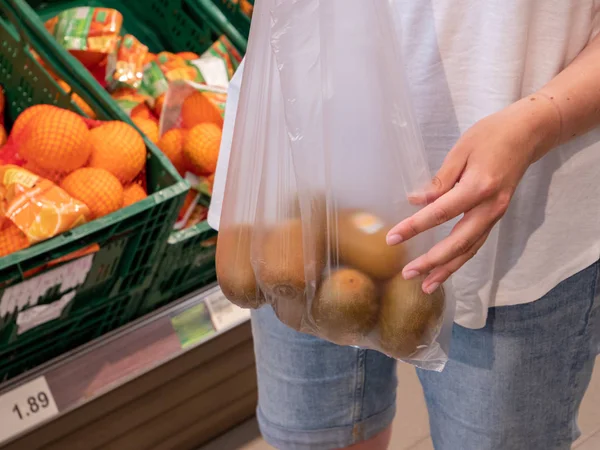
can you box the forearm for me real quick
[510,34,600,161]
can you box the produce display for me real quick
[216,0,454,369]
[43,5,242,230]
[0,100,148,258]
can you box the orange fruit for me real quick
[122,183,148,207]
[26,203,63,243]
[10,104,60,141]
[158,128,188,175]
[57,80,96,119]
[181,91,223,129]
[23,161,65,185]
[143,53,157,65]
[0,221,29,257]
[20,108,91,174]
[183,123,222,175]
[132,117,159,144]
[131,103,154,120]
[154,93,166,118]
[177,51,200,60]
[89,121,146,184]
[0,125,6,148]
[61,168,124,219]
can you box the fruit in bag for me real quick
[111,89,153,118]
[88,121,146,183]
[0,165,91,244]
[158,128,188,175]
[122,183,147,207]
[19,108,92,175]
[378,274,445,358]
[215,0,453,368]
[183,123,222,175]
[257,219,326,302]
[0,221,30,257]
[132,117,159,144]
[107,34,149,90]
[61,167,123,218]
[336,210,405,281]
[215,224,264,309]
[10,105,59,142]
[45,7,123,68]
[311,269,379,344]
[181,91,224,128]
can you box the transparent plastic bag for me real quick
[217,0,455,370]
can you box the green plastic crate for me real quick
[195,0,249,52]
[139,222,218,315]
[0,5,188,379]
[5,0,249,316]
[0,287,145,382]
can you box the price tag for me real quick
[204,288,250,332]
[0,377,59,443]
[170,302,215,349]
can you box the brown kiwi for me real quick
[312,268,379,344]
[215,224,264,309]
[335,210,405,281]
[378,274,445,358]
[256,218,326,302]
[274,296,307,332]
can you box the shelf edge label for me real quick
[0,376,59,444]
[204,288,250,332]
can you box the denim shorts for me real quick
[251,261,600,450]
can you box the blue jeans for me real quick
[251,261,600,450]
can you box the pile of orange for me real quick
[0,100,149,258]
[158,90,222,193]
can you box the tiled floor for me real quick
[202,357,600,450]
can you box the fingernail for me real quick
[403,269,420,280]
[424,282,440,295]
[386,234,403,246]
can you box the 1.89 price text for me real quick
[12,392,51,420]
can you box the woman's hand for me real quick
[386,96,561,294]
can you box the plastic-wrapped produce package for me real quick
[217,0,455,370]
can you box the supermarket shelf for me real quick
[0,284,252,449]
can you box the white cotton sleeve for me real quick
[207,59,245,231]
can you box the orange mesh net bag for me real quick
[0,104,148,258]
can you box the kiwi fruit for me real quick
[215,224,264,309]
[378,274,445,358]
[335,210,405,281]
[274,296,307,332]
[256,218,326,302]
[311,268,379,344]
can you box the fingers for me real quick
[387,180,479,245]
[421,232,489,294]
[408,146,468,206]
[401,203,493,278]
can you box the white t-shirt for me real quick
[209,0,600,329]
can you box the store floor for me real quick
[201,357,600,450]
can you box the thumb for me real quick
[409,147,467,205]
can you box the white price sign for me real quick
[205,288,250,332]
[0,377,59,443]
